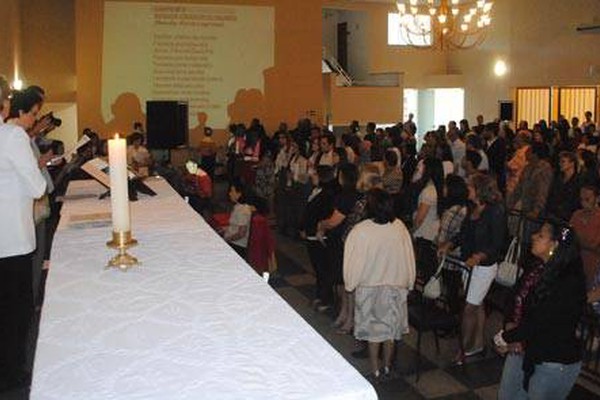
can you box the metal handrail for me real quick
[322,47,353,87]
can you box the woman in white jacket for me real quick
[344,188,416,383]
[0,89,47,391]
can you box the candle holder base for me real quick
[107,231,138,248]
[107,249,139,271]
[106,231,139,271]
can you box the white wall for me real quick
[45,102,79,151]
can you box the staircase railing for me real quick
[322,47,353,87]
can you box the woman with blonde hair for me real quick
[333,164,383,334]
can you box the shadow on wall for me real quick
[227,88,267,127]
[102,92,145,137]
[189,112,208,147]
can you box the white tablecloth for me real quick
[31,178,377,400]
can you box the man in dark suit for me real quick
[483,122,507,193]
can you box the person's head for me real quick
[421,157,444,192]
[571,117,580,128]
[290,140,300,155]
[532,130,544,144]
[558,151,578,175]
[367,188,396,225]
[366,122,376,134]
[129,132,144,147]
[408,113,414,121]
[228,180,247,204]
[333,147,348,165]
[310,137,320,152]
[482,122,499,140]
[585,111,593,121]
[133,121,143,131]
[320,132,335,153]
[278,122,288,132]
[580,185,599,211]
[338,162,359,191]
[25,85,46,107]
[443,174,468,209]
[468,173,501,206]
[314,165,335,187]
[384,149,399,168]
[463,150,482,175]
[448,120,457,131]
[466,135,483,151]
[531,222,579,266]
[459,119,470,132]
[476,115,484,125]
[8,90,43,130]
[514,130,532,149]
[0,75,10,120]
[279,132,290,148]
[527,142,549,163]
[357,164,383,192]
[518,120,529,131]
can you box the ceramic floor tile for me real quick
[407,369,469,399]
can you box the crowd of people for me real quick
[221,112,600,395]
[1,64,600,397]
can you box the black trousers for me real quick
[414,238,438,283]
[0,253,34,391]
[306,240,333,306]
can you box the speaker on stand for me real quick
[499,101,514,123]
[146,101,189,163]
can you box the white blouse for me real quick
[0,123,47,257]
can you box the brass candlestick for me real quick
[106,231,139,270]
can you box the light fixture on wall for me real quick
[12,78,23,91]
[494,60,508,77]
[395,0,493,50]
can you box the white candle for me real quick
[108,134,130,232]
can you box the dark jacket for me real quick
[455,203,507,265]
[504,259,586,370]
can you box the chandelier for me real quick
[396,0,493,50]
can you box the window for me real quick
[559,87,597,122]
[433,88,464,129]
[516,88,551,126]
[388,13,432,47]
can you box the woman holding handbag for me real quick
[438,174,507,364]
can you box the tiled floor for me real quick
[270,232,600,400]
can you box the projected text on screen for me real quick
[102,2,274,129]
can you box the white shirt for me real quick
[450,140,466,173]
[0,123,47,257]
[225,203,252,248]
[412,182,440,241]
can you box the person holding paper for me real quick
[0,89,47,391]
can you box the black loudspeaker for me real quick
[146,101,189,149]
[499,101,514,122]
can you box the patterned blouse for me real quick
[437,205,467,245]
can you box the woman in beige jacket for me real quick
[344,188,416,383]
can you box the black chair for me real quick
[408,256,472,381]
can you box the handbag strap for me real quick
[432,256,446,278]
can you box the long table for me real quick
[31,178,377,400]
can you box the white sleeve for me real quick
[344,227,366,292]
[8,131,46,199]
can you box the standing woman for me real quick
[344,189,416,382]
[439,174,507,364]
[496,222,585,399]
[0,90,47,390]
[412,157,444,281]
[319,163,360,331]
